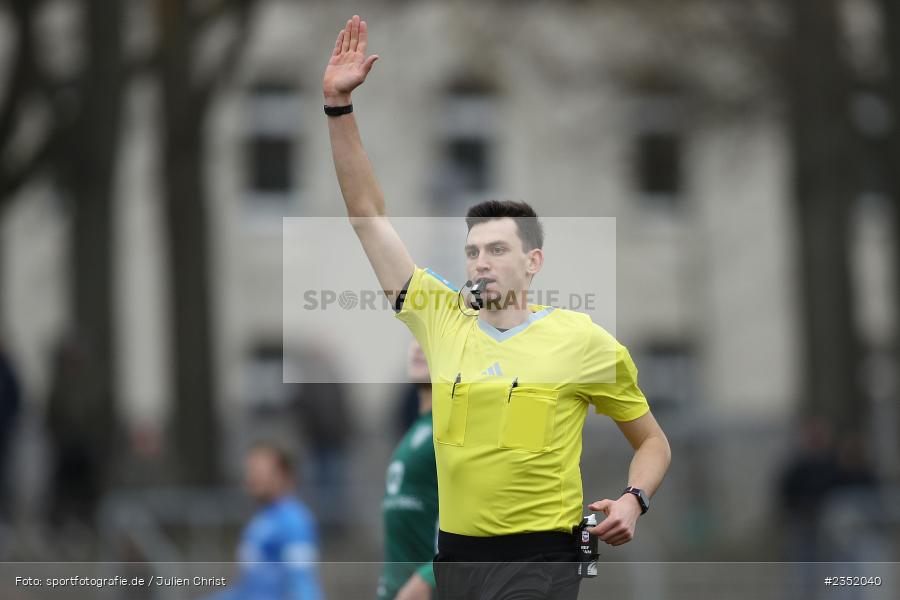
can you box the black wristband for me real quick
[324,104,353,116]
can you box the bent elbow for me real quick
[661,435,672,468]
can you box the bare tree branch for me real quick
[0,0,50,195]
[190,0,241,33]
[121,49,160,81]
[0,1,34,150]
[0,122,59,202]
[194,0,258,112]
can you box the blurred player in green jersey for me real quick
[377,341,438,600]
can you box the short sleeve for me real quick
[579,325,649,421]
[416,562,436,588]
[280,513,323,600]
[280,508,319,566]
[394,267,463,358]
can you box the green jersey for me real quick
[377,410,438,600]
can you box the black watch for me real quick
[622,486,649,514]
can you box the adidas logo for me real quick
[481,362,503,377]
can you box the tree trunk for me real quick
[157,0,220,484]
[878,0,900,465]
[55,0,124,487]
[785,0,864,434]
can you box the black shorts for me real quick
[434,530,582,600]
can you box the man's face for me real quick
[465,218,542,309]
[244,448,288,504]
[407,340,429,384]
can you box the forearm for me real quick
[326,93,386,220]
[589,415,671,543]
[624,434,671,499]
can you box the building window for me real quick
[632,94,684,208]
[433,83,496,212]
[245,345,292,411]
[444,137,490,193]
[634,343,696,412]
[245,83,301,211]
[851,91,891,196]
[251,136,293,192]
[637,132,681,196]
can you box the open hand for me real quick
[323,15,379,103]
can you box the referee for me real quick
[324,16,672,600]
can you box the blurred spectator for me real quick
[776,416,844,600]
[116,423,168,488]
[45,336,111,529]
[0,343,21,521]
[393,383,420,441]
[834,431,878,491]
[776,416,839,563]
[824,431,884,565]
[291,346,351,531]
[210,442,324,600]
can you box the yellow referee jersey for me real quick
[396,267,649,537]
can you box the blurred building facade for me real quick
[1,0,897,563]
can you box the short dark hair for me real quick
[249,441,294,476]
[465,200,544,251]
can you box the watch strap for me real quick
[324,104,353,116]
[623,486,649,514]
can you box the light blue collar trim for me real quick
[477,307,555,342]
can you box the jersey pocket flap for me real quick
[434,379,469,446]
[498,386,559,453]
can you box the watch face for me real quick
[626,487,649,512]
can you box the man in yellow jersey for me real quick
[323,15,672,600]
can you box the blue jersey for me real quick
[215,496,324,600]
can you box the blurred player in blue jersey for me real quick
[212,442,324,600]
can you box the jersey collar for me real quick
[477,307,555,342]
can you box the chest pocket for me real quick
[499,386,559,453]
[434,380,469,446]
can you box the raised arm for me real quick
[323,15,415,302]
